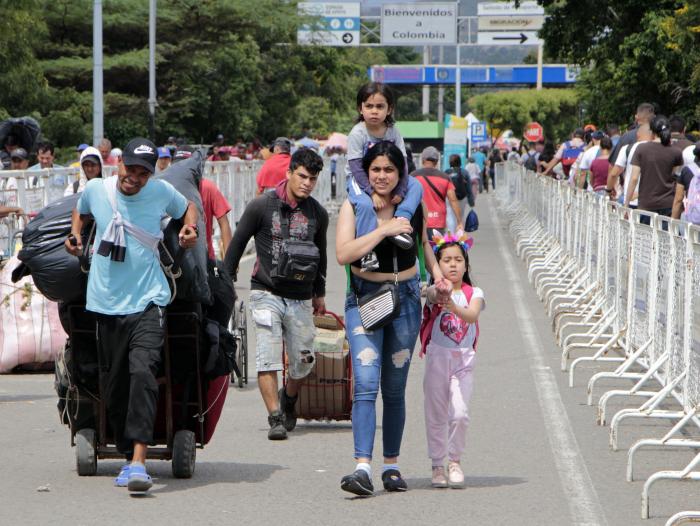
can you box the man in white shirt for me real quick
[577,131,603,189]
[607,124,652,205]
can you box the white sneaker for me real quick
[448,461,465,488]
[431,466,448,488]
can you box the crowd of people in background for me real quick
[502,103,700,225]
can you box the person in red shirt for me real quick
[256,137,292,195]
[199,178,232,260]
[412,147,461,235]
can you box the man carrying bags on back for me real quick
[65,138,199,493]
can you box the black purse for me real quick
[353,248,401,331]
[270,201,320,285]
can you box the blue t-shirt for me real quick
[77,177,188,315]
[472,151,486,172]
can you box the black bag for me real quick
[270,201,320,285]
[204,259,235,327]
[353,248,401,331]
[157,149,211,305]
[449,168,468,201]
[15,194,92,303]
[524,153,538,172]
[202,318,239,379]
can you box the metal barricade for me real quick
[495,162,700,522]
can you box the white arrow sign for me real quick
[477,31,542,46]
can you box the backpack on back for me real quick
[524,153,538,172]
[684,163,700,225]
[561,141,584,176]
[419,283,480,357]
[448,168,468,201]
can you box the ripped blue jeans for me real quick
[345,274,422,460]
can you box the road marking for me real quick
[488,199,608,526]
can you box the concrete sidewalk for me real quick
[0,192,695,525]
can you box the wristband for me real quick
[186,224,199,237]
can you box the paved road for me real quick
[0,193,696,525]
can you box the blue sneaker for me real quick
[114,465,130,487]
[126,464,153,492]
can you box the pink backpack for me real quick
[419,283,480,357]
[684,164,700,225]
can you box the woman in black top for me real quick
[336,141,443,496]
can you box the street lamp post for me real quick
[148,0,157,140]
[93,0,104,146]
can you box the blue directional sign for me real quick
[369,65,578,85]
[298,3,360,47]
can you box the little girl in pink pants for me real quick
[420,230,484,488]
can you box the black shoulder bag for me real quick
[270,199,321,285]
[353,247,401,331]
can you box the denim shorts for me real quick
[249,290,316,379]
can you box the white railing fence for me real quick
[0,157,347,259]
[495,161,700,522]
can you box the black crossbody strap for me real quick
[277,197,316,240]
[419,174,446,201]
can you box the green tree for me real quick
[533,0,700,126]
[0,2,48,117]
[468,89,580,142]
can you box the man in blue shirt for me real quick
[65,138,198,492]
[471,148,487,192]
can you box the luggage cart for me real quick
[229,299,248,388]
[64,302,217,478]
[283,311,352,421]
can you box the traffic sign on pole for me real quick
[471,121,488,142]
[523,122,544,142]
[297,3,360,47]
[477,15,544,31]
[477,31,542,46]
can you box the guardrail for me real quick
[495,161,700,522]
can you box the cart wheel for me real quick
[172,430,196,479]
[75,428,97,476]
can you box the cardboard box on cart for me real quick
[294,315,352,420]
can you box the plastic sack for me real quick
[157,149,211,304]
[15,193,90,304]
[0,256,67,373]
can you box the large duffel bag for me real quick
[0,257,67,373]
[158,149,211,305]
[14,194,91,304]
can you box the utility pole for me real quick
[536,43,543,90]
[148,0,157,140]
[437,46,444,123]
[93,0,104,146]
[455,45,461,117]
[422,46,430,118]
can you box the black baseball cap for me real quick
[10,147,28,160]
[122,138,158,173]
